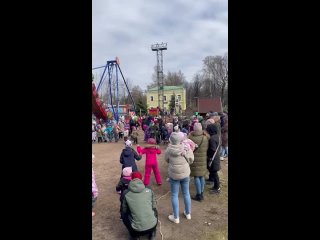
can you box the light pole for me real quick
[151,42,167,112]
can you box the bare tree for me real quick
[147,66,165,89]
[123,85,147,114]
[165,70,186,86]
[193,73,203,98]
[202,53,228,105]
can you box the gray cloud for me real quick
[93,0,227,90]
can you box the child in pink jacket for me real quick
[136,138,162,186]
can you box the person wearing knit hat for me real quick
[165,131,195,223]
[116,167,133,220]
[188,121,210,202]
[120,140,142,172]
[121,177,158,239]
[136,138,162,186]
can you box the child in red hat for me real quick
[136,138,162,186]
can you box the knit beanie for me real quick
[131,171,143,180]
[193,122,203,132]
[147,138,156,145]
[122,167,132,177]
[125,140,132,147]
[178,131,185,141]
[169,132,183,145]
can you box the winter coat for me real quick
[131,129,139,139]
[149,125,159,138]
[214,122,221,138]
[118,121,125,132]
[121,179,157,231]
[116,176,132,194]
[96,129,103,138]
[120,147,141,172]
[137,146,161,165]
[206,124,221,172]
[221,122,228,147]
[188,131,209,177]
[165,144,194,180]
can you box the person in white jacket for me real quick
[165,132,194,224]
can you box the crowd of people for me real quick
[92,111,228,240]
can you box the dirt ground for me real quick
[92,130,228,240]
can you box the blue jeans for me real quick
[194,176,205,194]
[220,146,228,157]
[169,177,191,218]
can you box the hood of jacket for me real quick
[166,144,185,157]
[128,178,146,193]
[123,147,133,157]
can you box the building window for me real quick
[150,96,153,101]
[163,96,166,101]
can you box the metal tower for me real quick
[151,42,167,112]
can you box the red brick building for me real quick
[196,97,223,115]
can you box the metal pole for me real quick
[108,64,116,120]
[97,62,108,92]
[117,65,136,113]
[92,65,107,70]
[116,64,119,122]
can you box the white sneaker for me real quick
[183,211,191,220]
[220,157,224,161]
[168,214,180,223]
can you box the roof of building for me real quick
[147,85,184,92]
[197,97,223,113]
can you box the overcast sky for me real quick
[92,0,227,90]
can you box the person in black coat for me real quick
[120,140,142,172]
[206,124,221,194]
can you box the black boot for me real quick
[148,229,156,240]
[192,194,202,202]
[200,192,204,200]
[209,188,221,194]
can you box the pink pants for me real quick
[144,162,162,185]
